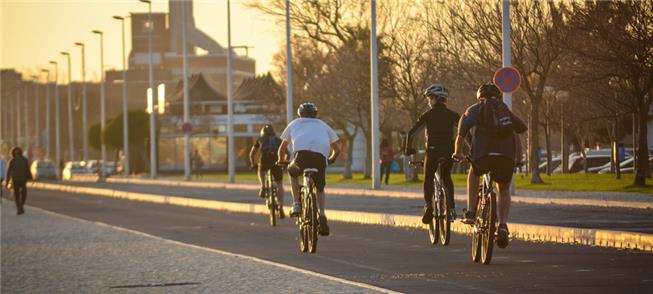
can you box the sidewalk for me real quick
[0,202,391,293]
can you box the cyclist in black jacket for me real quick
[405,84,460,224]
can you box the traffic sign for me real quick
[181,122,193,134]
[493,66,521,94]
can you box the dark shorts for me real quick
[259,164,283,182]
[288,151,327,192]
[471,156,514,184]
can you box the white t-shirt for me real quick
[280,118,339,159]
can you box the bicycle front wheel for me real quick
[471,188,483,263]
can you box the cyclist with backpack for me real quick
[277,102,341,236]
[404,84,460,224]
[250,125,286,218]
[452,83,526,248]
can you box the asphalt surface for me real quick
[54,181,653,233]
[4,189,652,293]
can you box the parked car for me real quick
[598,157,653,174]
[62,161,94,181]
[30,160,57,180]
[538,156,561,173]
[87,160,117,175]
[568,149,612,173]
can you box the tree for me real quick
[569,1,653,186]
[432,0,574,184]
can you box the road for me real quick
[6,189,653,293]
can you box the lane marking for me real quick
[30,182,653,252]
[21,204,400,294]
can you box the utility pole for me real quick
[61,51,74,161]
[285,0,293,125]
[49,60,61,176]
[182,1,191,181]
[75,42,88,161]
[32,75,40,149]
[370,0,380,189]
[92,30,107,179]
[140,0,157,179]
[114,15,130,176]
[41,69,51,159]
[226,0,235,183]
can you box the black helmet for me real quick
[297,102,318,118]
[423,84,449,100]
[260,124,275,136]
[476,83,501,100]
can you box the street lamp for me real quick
[31,75,40,150]
[92,30,107,179]
[139,0,157,179]
[181,0,191,180]
[74,42,88,161]
[113,15,130,176]
[227,0,235,183]
[41,69,51,159]
[49,60,61,176]
[60,51,75,162]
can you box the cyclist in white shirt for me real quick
[278,102,341,236]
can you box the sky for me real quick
[0,0,283,83]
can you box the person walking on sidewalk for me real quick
[0,155,6,201]
[404,84,460,224]
[5,147,32,215]
[380,139,394,185]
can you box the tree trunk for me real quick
[560,103,568,173]
[529,102,544,183]
[545,117,552,176]
[634,107,650,186]
[342,131,356,179]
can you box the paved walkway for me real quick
[0,203,390,293]
[45,181,653,233]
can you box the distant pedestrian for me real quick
[5,147,32,215]
[0,155,6,202]
[380,139,394,185]
[192,150,204,179]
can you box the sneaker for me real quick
[319,215,330,236]
[278,207,286,219]
[290,203,301,217]
[258,188,265,198]
[497,223,510,248]
[422,204,434,224]
[461,209,475,225]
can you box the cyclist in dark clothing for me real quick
[5,147,32,215]
[249,125,286,218]
[453,83,527,249]
[405,84,460,224]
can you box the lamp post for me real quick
[139,0,157,179]
[370,0,380,189]
[74,42,88,161]
[92,30,107,179]
[285,0,293,125]
[60,51,74,162]
[113,15,130,176]
[31,75,40,150]
[181,2,191,180]
[41,69,51,159]
[49,60,61,176]
[23,81,29,149]
[227,0,235,183]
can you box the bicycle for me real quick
[262,168,280,227]
[277,161,320,253]
[409,157,452,246]
[465,156,497,265]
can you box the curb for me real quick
[32,182,653,252]
[105,177,653,210]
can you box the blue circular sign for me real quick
[493,67,522,94]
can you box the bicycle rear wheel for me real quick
[268,182,277,227]
[298,188,308,253]
[427,200,438,245]
[437,186,451,246]
[471,188,483,263]
[481,191,497,265]
[307,190,319,253]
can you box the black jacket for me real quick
[6,156,32,182]
[406,103,460,155]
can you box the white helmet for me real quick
[423,84,449,100]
